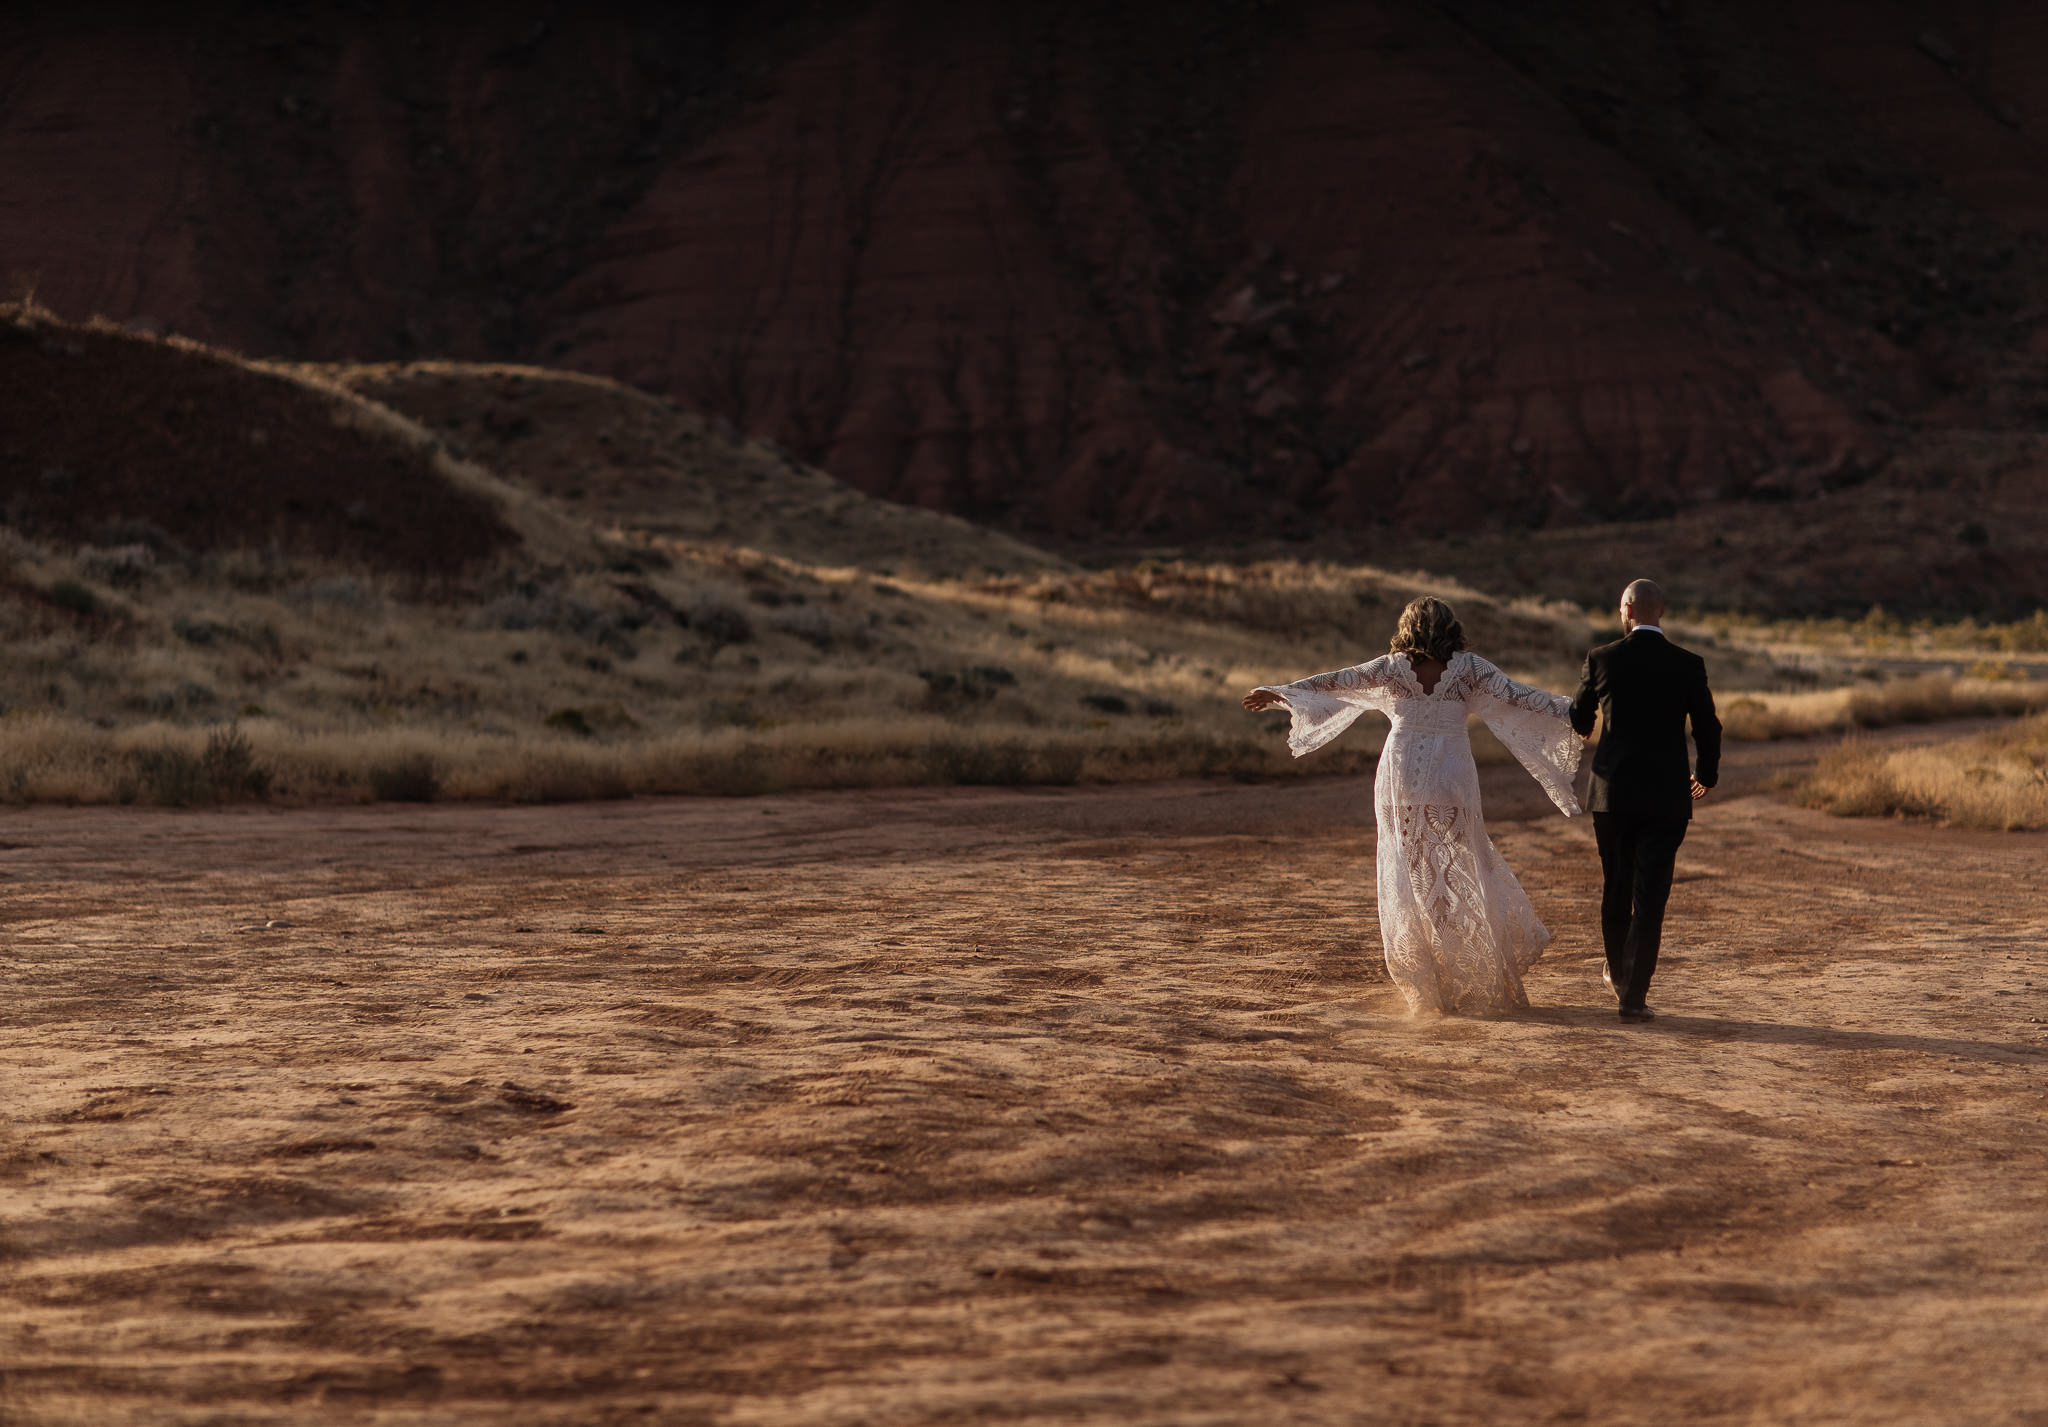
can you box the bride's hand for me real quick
[1242,688,1285,711]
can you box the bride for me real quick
[1243,596,1583,1016]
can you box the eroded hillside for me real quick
[6,2,2048,571]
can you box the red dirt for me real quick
[0,310,515,574]
[3,740,2044,1423]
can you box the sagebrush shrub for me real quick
[369,753,440,802]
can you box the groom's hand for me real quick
[1690,776,1710,800]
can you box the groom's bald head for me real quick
[1621,579,1666,625]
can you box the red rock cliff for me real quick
[5,1,2046,541]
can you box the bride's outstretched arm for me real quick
[1244,658,1399,756]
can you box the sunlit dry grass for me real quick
[0,712,1377,805]
[7,536,1563,803]
[11,510,2037,806]
[1705,606,2048,658]
[9,512,2038,804]
[1795,714,2048,830]
[1717,676,2048,741]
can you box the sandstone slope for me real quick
[0,304,517,576]
[316,361,1067,579]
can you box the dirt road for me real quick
[3,743,2045,1424]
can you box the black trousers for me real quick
[1592,811,1690,1008]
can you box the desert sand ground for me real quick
[2,733,2045,1426]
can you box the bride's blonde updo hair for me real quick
[1389,596,1466,664]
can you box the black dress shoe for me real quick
[1619,1004,1655,1022]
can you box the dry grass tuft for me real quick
[1796,715,2048,830]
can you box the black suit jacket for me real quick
[1569,629,1721,819]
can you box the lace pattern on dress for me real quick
[1466,659,1584,816]
[1258,651,1582,1016]
[1379,802,1550,1015]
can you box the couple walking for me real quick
[1244,580,1721,1020]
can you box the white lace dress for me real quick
[1255,651,1583,1016]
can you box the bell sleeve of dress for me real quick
[1253,655,1403,758]
[1468,656,1584,816]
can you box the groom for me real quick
[1569,579,1721,1023]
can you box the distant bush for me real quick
[298,575,380,611]
[133,744,211,805]
[692,749,781,797]
[475,587,637,658]
[921,739,1084,787]
[75,543,156,586]
[134,724,272,805]
[124,681,219,718]
[686,596,753,651]
[700,700,767,730]
[173,616,225,645]
[918,665,1017,711]
[47,579,98,615]
[1990,611,2048,653]
[544,704,640,740]
[479,588,596,631]
[203,725,272,800]
[507,764,632,804]
[211,548,300,592]
[923,739,1033,786]
[89,518,181,559]
[773,605,836,650]
[368,753,440,802]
